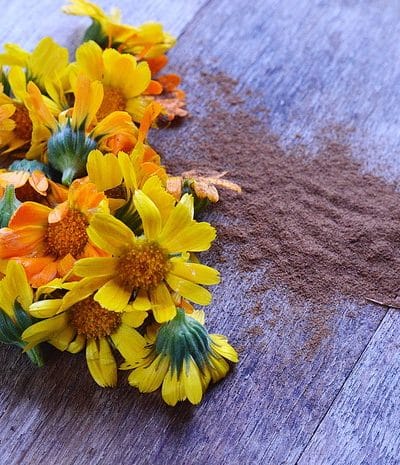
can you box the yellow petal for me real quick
[87,150,122,192]
[166,274,212,306]
[0,260,33,316]
[29,299,63,318]
[117,150,138,190]
[129,354,169,392]
[21,313,69,350]
[94,279,131,311]
[170,261,220,285]
[87,213,135,255]
[74,257,118,277]
[59,276,110,311]
[158,194,193,244]
[49,324,75,351]
[211,335,239,363]
[182,357,204,405]
[110,323,147,362]
[8,66,27,101]
[161,368,181,406]
[121,311,148,328]
[67,334,86,353]
[133,190,161,241]
[72,75,103,131]
[86,337,117,387]
[160,222,216,254]
[129,290,151,311]
[75,40,104,81]
[149,282,176,323]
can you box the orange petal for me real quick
[9,202,50,228]
[57,253,75,277]
[29,170,49,195]
[146,56,168,75]
[157,74,181,92]
[30,260,58,288]
[0,227,46,258]
[144,80,163,95]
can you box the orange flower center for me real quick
[97,86,126,120]
[70,297,121,338]
[45,209,89,258]
[12,104,33,141]
[117,241,170,290]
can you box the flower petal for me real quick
[166,274,212,306]
[110,323,147,362]
[73,257,118,278]
[133,190,161,241]
[94,279,131,311]
[149,282,176,323]
[87,213,135,255]
[86,337,117,387]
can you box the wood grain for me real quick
[298,310,400,465]
[0,1,398,464]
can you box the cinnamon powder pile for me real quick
[154,72,400,306]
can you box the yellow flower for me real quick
[73,191,219,322]
[0,37,69,93]
[26,74,137,184]
[71,40,161,122]
[0,260,43,366]
[123,308,238,406]
[22,281,148,387]
[63,0,175,59]
[86,101,167,211]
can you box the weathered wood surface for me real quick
[0,1,399,464]
[298,309,400,465]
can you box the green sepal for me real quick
[0,185,21,227]
[0,303,44,367]
[155,308,211,376]
[115,195,143,235]
[8,159,50,176]
[0,69,11,96]
[47,120,97,185]
[82,20,109,49]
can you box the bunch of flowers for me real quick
[0,0,239,406]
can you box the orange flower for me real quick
[0,180,109,287]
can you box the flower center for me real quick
[117,241,170,290]
[45,209,89,258]
[97,86,126,120]
[70,297,121,338]
[12,104,32,141]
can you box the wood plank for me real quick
[0,1,398,464]
[298,310,400,465]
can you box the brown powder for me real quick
[154,71,400,308]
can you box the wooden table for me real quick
[0,1,399,464]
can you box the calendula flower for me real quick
[26,74,136,184]
[63,0,175,59]
[71,40,161,122]
[22,281,148,387]
[0,37,69,93]
[73,191,219,322]
[0,180,108,287]
[0,260,43,366]
[123,308,238,406]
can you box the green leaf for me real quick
[0,185,21,227]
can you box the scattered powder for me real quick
[155,72,400,308]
